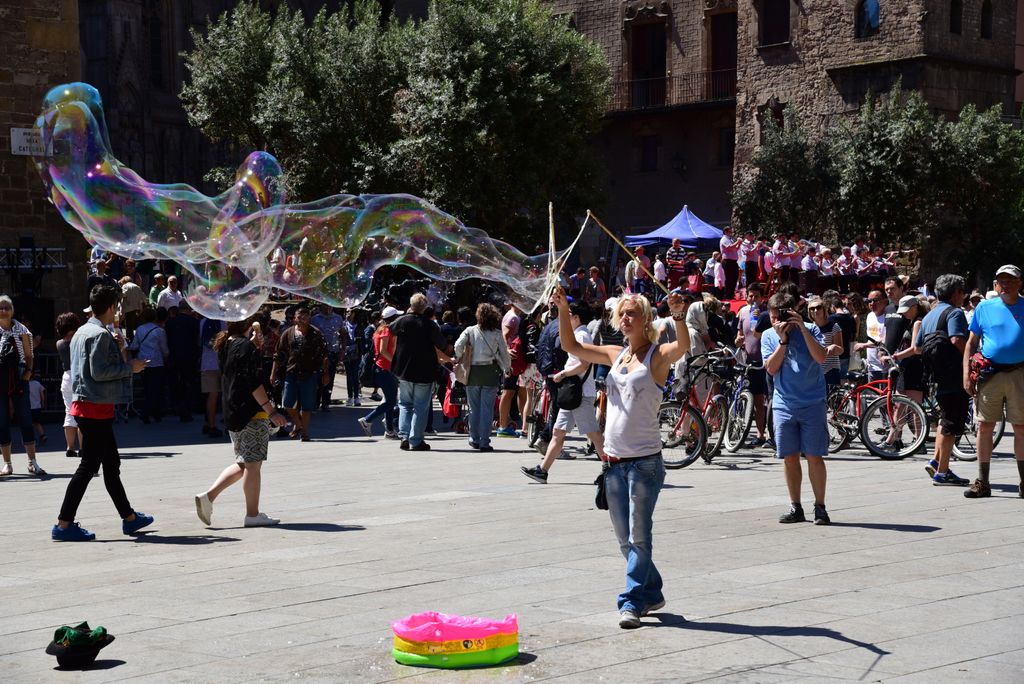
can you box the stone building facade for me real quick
[735,0,1019,173]
[547,0,739,243]
[547,0,1018,246]
[0,0,82,331]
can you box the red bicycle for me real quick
[828,338,928,459]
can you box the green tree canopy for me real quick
[732,85,1024,281]
[180,0,609,244]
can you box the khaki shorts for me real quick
[975,366,1024,424]
[201,370,221,394]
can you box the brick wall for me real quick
[0,0,84,327]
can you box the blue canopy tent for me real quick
[624,205,723,249]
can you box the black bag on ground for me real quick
[594,462,609,510]
[556,365,592,411]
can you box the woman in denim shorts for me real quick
[194,316,287,528]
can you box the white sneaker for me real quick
[357,417,373,437]
[244,512,280,527]
[0,462,12,477]
[195,493,213,526]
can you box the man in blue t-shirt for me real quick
[761,292,830,525]
[962,264,1024,499]
[916,274,970,487]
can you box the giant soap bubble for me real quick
[33,83,556,319]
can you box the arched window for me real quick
[855,0,880,38]
[980,0,993,39]
[950,0,962,35]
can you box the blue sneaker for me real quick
[933,471,969,487]
[495,427,519,438]
[122,512,154,535]
[51,522,96,542]
[925,459,938,478]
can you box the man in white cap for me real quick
[962,264,1024,499]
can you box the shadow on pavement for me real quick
[98,533,240,545]
[650,615,891,655]
[275,523,366,533]
[55,659,126,671]
[827,522,940,533]
[120,452,179,459]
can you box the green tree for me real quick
[831,87,948,247]
[179,0,609,245]
[384,0,609,240]
[180,1,413,200]
[731,108,837,237]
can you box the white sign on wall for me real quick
[10,127,43,156]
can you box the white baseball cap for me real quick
[995,264,1022,279]
[381,306,401,320]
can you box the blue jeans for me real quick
[466,384,498,448]
[398,380,434,446]
[363,368,397,431]
[605,453,666,613]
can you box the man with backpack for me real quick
[917,274,971,487]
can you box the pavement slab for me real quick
[1,402,1021,682]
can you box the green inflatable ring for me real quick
[393,643,519,669]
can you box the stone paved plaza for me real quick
[1,396,1023,683]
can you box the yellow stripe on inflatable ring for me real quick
[393,632,518,655]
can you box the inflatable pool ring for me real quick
[392,612,518,668]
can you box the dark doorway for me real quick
[631,22,667,108]
[709,12,737,99]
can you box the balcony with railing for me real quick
[609,69,737,113]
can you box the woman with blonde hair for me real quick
[553,288,691,629]
[0,295,42,477]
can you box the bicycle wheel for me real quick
[723,390,754,453]
[826,387,854,453]
[659,401,707,469]
[703,395,728,461]
[859,395,929,460]
[953,401,1006,461]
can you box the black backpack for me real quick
[921,307,960,385]
[0,332,19,370]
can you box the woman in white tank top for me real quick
[551,287,691,629]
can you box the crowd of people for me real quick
[597,231,915,302]
[3,243,1022,631]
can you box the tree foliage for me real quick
[181,1,412,200]
[731,110,836,238]
[180,0,609,243]
[731,85,1024,280]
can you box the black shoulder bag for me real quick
[556,364,592,411]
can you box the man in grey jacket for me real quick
[52,285,151,541]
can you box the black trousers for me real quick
[723,259,740,299]
[58,417,134,522]
[744,261,759,288]
[140,366,166,420]
[167,360,197,418]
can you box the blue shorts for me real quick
[772,402,828,458]
[282,373,318,411]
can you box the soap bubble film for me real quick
[34,83,554,319]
